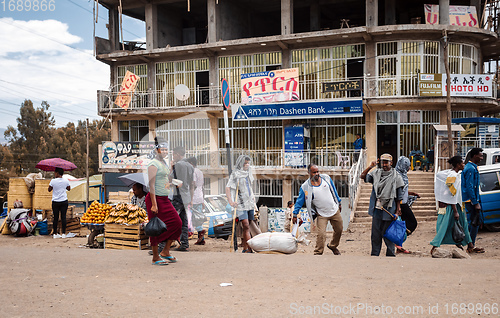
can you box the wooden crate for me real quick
[47,217,83,235]
[108,191,131,204]
[33,179,52,210]
[8,178,32,209]
[104,223,148,250]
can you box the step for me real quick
[349,217,438,228]
[354,210,437,218]
[352,215,438,224]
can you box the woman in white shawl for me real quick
[226,155,256,253]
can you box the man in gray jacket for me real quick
[292,164,343,255]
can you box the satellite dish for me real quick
[174,84,190,101]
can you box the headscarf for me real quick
[395,156,410,195]
[231,155,254,184]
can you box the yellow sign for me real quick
[115,71,140,109]
[419,73,442,97]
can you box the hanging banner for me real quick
[424,5,478,28]
[419,74,492,97]
[115,71,140,109]
[241,68,299,104]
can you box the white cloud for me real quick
[0,18,109,128]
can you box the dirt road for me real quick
[0,221,499,317]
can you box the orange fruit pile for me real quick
[80,201,112,224]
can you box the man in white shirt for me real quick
[292,164,343,255]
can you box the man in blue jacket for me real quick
[462,147,485,253]
[292,164,343,255]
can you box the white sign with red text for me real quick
[443,74,492,97]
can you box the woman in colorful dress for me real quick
[430,156,473,254]
[147,139,182,265]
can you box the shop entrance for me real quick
[377,125,398,164]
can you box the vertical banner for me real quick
[424,5,478,27]
[241,68,299,104]
[115,71,140,109]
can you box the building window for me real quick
[155,59,209,107]
[219,52,282,105]
[448,43,478,74]
[292,44,365,99]
[156,118,211,165]
[118,120,149,142]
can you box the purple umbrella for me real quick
[35,158,77,171]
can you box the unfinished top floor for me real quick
[95,0,497,56]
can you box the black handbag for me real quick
[171,165,185,213]
[144,216,167,237]
[452,220,465,243]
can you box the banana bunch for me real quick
[104,203,148,225]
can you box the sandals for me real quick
[467,247,485,254]
[396,246,411,254]
[152,260,169,266]
[160,255,177,263]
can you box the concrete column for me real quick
[439,0,449,25]
[148,118,156,141]
[282,178,292,208]
[385,0,396,25]
[366,0,378,27]
[439,109,449,125]
[209,115,219,168]
[210,178,219,198]
[147,61,155,92]
[108,7,120,51]
[364,41,376,98]
[310,0,320,31]
[208,55,219,106]
[365,109,377,163]
[145,4,158,51]
[282,49,292,69]
[207,0,218,43]
[281,0,293,35]
[111,120,119,141]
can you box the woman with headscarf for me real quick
[226,155,255,253]
[395,156,420,254]
[146,138,182,265]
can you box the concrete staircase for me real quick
[350,171,437,228]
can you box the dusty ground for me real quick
[0,221,499,317]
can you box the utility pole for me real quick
[443,30,453,156]
[86,118,90,211]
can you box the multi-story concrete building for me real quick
[94,0,500,208]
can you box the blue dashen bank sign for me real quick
[231,99,363,121]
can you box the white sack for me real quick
[247,232,298,254]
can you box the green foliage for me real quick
[0,100,111,195]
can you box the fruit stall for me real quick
[80,201,148,249]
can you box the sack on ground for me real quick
[452,220,465,243]
[383,218,407,246]
[144,216,167,237]
[247,232,298,254]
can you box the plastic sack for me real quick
[452,220,465,243]
[247,232,298,254]
[144,216,167,237]
[383,218,407,246]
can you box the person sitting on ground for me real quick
[409,145,427,171]
[430,156,474,254]
[130,183,147,210]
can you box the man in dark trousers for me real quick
[462,147,485,254]
[360,153,404,257]
[171,146,194,251]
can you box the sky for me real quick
[0,0,146,131]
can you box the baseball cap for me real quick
[380,153,392,161]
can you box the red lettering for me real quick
[469,86,473,92]
[257,78,271,92]
[286,78,298,92]
[272,77,285,91]
[451,85,457,92]
[426,13,438,24]
[242,82,253,97]
[469,14,477,27]
[478,86,483,92]
[485,86,489,92]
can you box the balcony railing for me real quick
[97,76,498,111]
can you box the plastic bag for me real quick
[383,217,407,246]
[452,220,465,243]
[144,216,167,237]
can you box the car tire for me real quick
[222,235,229,240]
[484,223,500,232]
